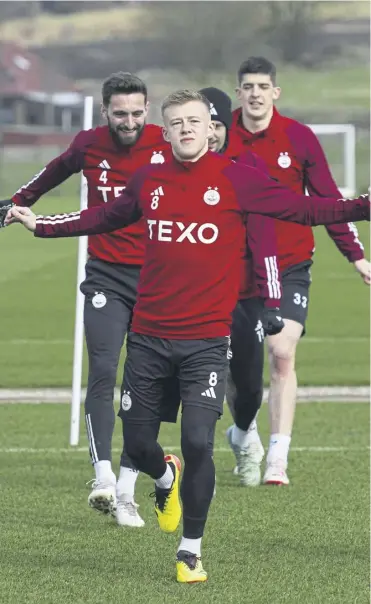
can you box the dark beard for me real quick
[108,121,145,149]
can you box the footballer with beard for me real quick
[0,72,172,527]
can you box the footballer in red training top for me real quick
[2,72,173,526]
[200,85,282,488]
[4,92,369,585]
[32,153,369,340]
[230,56,369,487]
[12,115,169,265]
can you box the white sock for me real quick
[116,466,139,502]
[248,418,257,430]
[94,460,115,483]
[178,537,202,557]
[267,433,291,464]
[155,463,174,490]
[246,419,262,444]
[232,425,249,448]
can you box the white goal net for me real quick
[308,124,356,198]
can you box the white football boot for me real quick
[226,425,265,486]
[263,461,290,486]
[115,497,145,528]
[87,476,117,515]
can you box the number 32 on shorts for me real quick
[293,292,307,308]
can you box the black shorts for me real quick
[118,333,230,424]
[280,260,312,328]
[80,257,140,314]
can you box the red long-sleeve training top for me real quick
[231,107,365,271]
[34,152,369,339]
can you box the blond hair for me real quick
[161,89,210,116]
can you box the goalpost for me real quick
[69,96,94,447]
[308,124,356,197]
[68,121,357,446]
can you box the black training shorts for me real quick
[118,333,230,424]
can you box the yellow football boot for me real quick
[153,454,182,533]
[176,550,208,583]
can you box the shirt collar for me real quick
[233,106,284,142]
[170,149,215,173]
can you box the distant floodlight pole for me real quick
[70,96,94,446]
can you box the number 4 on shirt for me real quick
[99,170,108,185]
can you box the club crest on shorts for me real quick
[92,292,106,309]
[150,150,165,164]
[277,152,291,168]
[121,391,132,411]
[203,186,220,205]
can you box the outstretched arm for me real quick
[8,131,86,207]
[4,171,143,237]
[226,163,369,226]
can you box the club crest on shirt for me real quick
[203,186,220,205]
[277,152,291,168]
[150,150,165,164]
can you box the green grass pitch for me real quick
[0,195,369,388]
[0,190,369,603]
[0,402,369,603]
